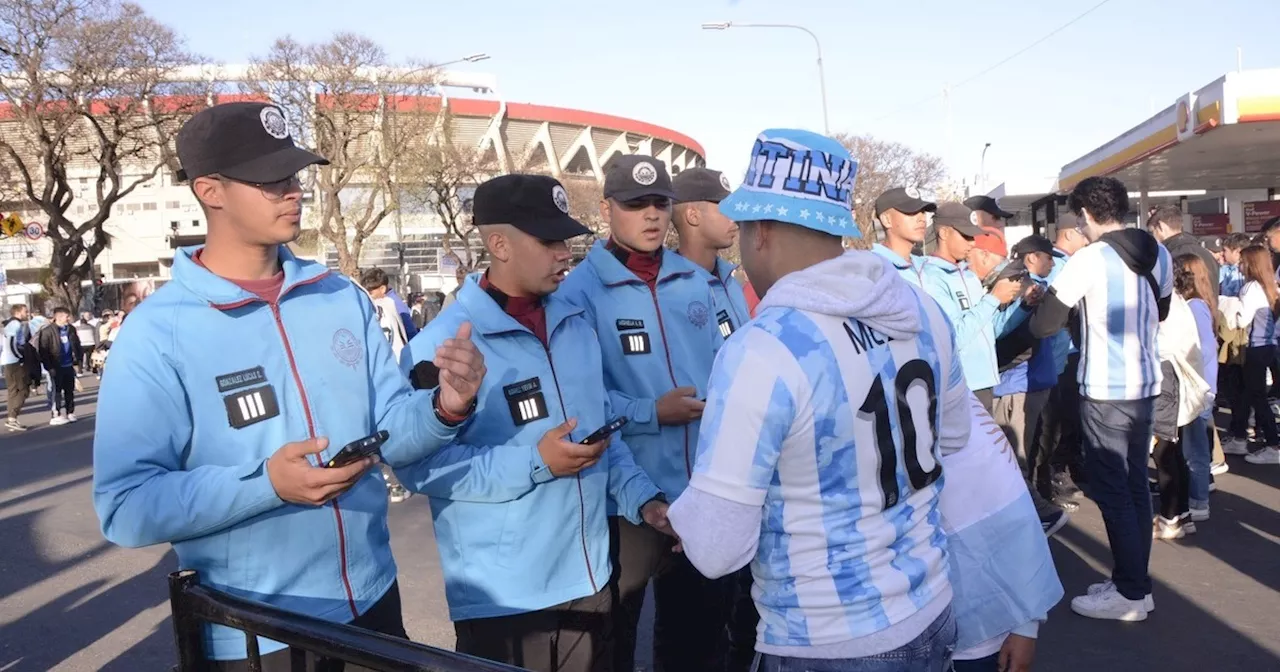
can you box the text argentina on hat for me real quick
[743,138,856,206]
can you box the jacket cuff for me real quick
[1011,620,1041,639]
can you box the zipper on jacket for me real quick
[957,267,995,380]
[646,287,691,477]
[269,302,359,619]
[541,342,599,595]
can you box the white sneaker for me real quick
[1190,507,1210,522]
[1073,584,1149,621]
[1245,446,1280,465]
[1152,516,1185,539]
[1087,581,1154,612]
[49,414,69,426]
[1210,462,1229,476]
[5,418,27,432]
[1222,437,1250,456]
[66,413,78,423]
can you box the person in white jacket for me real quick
[1225,246,1280,465]
[1150,290,1211,539]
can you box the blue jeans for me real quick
[1080,397,1154,601]
[1185,415,1212,510]
[755,607,956,672]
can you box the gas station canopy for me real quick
[1059,68,1280,193]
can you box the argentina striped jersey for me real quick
[1049,240,1173,400]
[688,285,969,649]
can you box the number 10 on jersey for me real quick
[857,358,943,510]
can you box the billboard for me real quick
[1243,200,1280,233]
[1190,213,1229,235]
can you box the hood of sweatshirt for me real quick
[757,250,923,340]
[1099,228,1159,276]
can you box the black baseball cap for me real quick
[875,187,937,217]
[472,174,591,242]
[603,155,676,202]
[933,202,984,237]
[1011,234,1054,258]
[673,168,732,204]
[1203,236,1223,253]
[964,195,1015,219]
[176,102,328,183]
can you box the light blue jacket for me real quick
[872,243,926,286]
[919,257,1008,391]
[397,277,661,620]
[683,254,751,338]
[92,246,459,661]
[558,241,724,503]
[1046,249,1076,374]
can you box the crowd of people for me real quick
[80,100,1279,672]
[2,302,137,431]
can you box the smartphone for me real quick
[580,417,628,445]
[326,430,390,468]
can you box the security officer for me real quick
[92,101,486,671]
[871,187,937,285]
[558,155,726,672]
[965,194,1016,232]
[672,168,750,337]
[399,174,674,672]
[671,166,754,669]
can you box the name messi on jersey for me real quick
[843,320,893,355]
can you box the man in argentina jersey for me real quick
[669,129,971,672]
[1030,176,1172,624]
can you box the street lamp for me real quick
[702,22,830,136]
[437,53,491,68]
[980,142,992,192]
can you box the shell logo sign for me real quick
[1176,93,1198,142]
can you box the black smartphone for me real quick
[580,417,628,445]
[326,430,390,468]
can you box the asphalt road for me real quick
[1,380,1277,671]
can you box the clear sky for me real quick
[134,0,1280,192]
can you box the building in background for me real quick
[0,67,705,306]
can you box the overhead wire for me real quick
[870,0,1117,122]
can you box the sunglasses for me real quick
[218,175,302,202]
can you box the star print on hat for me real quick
[719,128,861,238]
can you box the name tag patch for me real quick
[224,384,281,429]
[621,332,652,355]
[955,291,971,311]
[504,377,549,426]
[616,318,645,331]
[216,366,267,393]
[717,310,734,338]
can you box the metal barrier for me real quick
[168,570,525,672]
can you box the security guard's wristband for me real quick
[639,493,668,523]
[433,388,475,426]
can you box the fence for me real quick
[168,570,524,672]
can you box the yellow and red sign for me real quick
[0,213,23,238]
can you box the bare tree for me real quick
[247,33,439,277]
[400,127,496,271]
[0,0,197,310]
[837,134,948,242]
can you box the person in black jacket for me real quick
[1147,205,1219,296]
[36,307,82,425]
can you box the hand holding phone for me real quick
[326,430,390,468]
[267,437,373,506]
[538,419,608,478]
[580,417,628,445]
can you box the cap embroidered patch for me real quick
[719,128,861,238]
[905,186,921,199]
[260,106,289,140]
[552,185,569,213]
[719,173,732,191]
[632,161,658,186]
